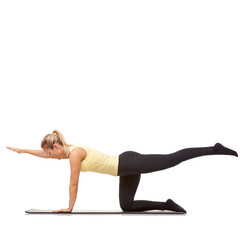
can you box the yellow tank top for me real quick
[69,145,119,176]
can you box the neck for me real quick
[61,146,70,159]
[66,146,70,158]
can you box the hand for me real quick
[52,208,72,213]
[6,147,24,154]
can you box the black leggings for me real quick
[117,144,235,211]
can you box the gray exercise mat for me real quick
[25,209,186,214]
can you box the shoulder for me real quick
[70,147,86,161]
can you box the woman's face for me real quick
[43,144,64,160]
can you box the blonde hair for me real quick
[41,130,72,156]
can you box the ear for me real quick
[53,143,58,149]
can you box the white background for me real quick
[0,0,239,239]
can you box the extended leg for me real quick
[118,143,238,175]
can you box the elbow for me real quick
[70,183,78,188]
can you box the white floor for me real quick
[1,206,239,240]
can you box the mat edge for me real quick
[25,209,186,214]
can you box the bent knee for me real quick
[120,200,133,211]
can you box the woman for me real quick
[6,130,238,213]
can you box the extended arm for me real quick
[6,147,50,158]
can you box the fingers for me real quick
[6,147,21,153]
[6,147,16,151]
[6,147,14,151]
[52,209,71,213]
[52,209,63,213]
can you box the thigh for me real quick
[118,150,173,175]
[119,174,141,209]
[119,149,187,175]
